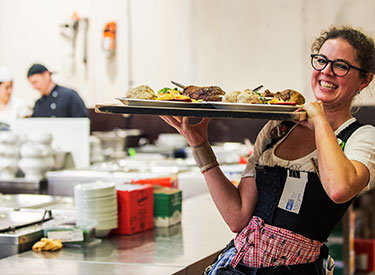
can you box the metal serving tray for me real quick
[95,101,306,121]
[0,209,52,259]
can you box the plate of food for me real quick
[117,85,224,109]
[117,84,305,112]
[116,97,212,109]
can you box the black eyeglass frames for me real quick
[311,54,367,77]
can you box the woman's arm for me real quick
[301,101,370,203]
[203,169,258,233]
[160,116,257,232]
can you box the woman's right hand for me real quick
[160,116,210,147]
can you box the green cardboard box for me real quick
[153,187,182,227]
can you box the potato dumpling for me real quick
[126,85,156,99]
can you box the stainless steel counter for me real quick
[0,193,235,275]
[0,179,47,195]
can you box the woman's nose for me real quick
[321,61,335,76]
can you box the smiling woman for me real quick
[160,25,375,275]
[310,27,375,113]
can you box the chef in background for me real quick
[0,66,32,123]
[27,63,88,118]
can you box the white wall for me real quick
[1,0,375,108]
[191,0,306,96]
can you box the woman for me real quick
[0,66,31,123]
[161,25,375,275]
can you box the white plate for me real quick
[116,97,300,112]
[116,97,212,108]
[210,102,300,112]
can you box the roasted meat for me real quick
[182,86,225,101]
[262,89,305,105]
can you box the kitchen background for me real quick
[1,2,375,274]
[1,0,375,108]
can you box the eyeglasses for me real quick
[311,54,367,77]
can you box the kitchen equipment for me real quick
[0,179,48,195]
[91,129,144,159]
[0,194,54,209]
[89,135,104,163]
[0,209,52,259]
[10,118,91,169]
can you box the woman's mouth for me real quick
[319,80,337,90]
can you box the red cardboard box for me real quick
[355,238,375,272]
[112,184,154,235]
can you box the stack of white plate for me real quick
[74,181,118,237]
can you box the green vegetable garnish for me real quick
[157,87,181,95]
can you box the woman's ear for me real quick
[359,72,374,91]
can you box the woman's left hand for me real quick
[297,100,326,130]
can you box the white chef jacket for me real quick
[0,97,32,123]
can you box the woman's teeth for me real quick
[320,81,337,89]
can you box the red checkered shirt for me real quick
[230,216,322,268]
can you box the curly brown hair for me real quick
[311,26,375,76]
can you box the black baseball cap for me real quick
[27,64,52,78]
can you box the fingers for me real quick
[201,117,211,125]
[160,116,174,125]
[160,116,184,129]
[175,116,183,123]
[160,116,210,130]
[180,116,189,126]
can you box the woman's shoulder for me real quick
[349,124,375,140]
[344,123,375,155]
[350,119,375,133]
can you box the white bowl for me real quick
[96,221,118,229]
[76,198,117,209]
[0,157,18,179]
[76,203,117,213]
[79,217,118,227]
[0,132,19,144]
[18,157,55,180]
[20,143,52,158]
[75,192,116,201]
[27,133,53,145]
[78,204,117,214]
[0,144,19,157]
[74,182,116,197]
[95,229,112,238]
